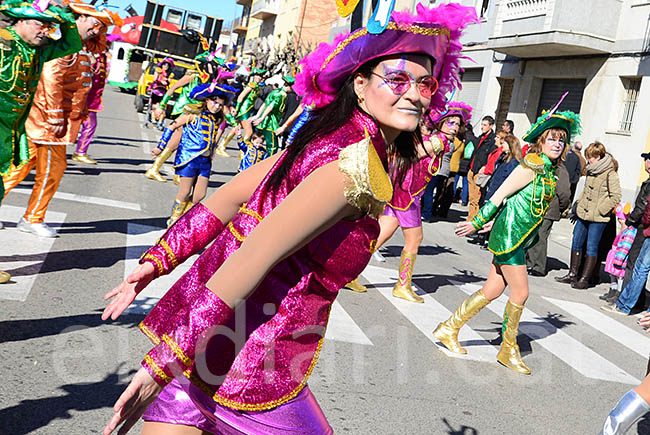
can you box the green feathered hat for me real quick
[523,93,582,146]
[282,75,295,85]
[251,67,266,75]
[0,0,72,24]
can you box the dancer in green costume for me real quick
[433,104,581,375]
[233,67,264,141]
[252,76,294,156]
[0,0,82,283]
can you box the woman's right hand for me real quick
[455,221,477,237]
[102,263,155,321]
[151,147,161,157]
[103,367,163,435]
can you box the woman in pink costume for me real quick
[72,34,122,165]
[347,102,472,301]
[101,4,477,434]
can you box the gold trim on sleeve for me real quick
[162,334,193,368]
[143,253,164,277]
[159,239,179,268]
[144,354,173,384]
[139,322,161,345]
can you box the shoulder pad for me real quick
[430,136,444,155]
[522,153,545,174]
[0,29,14,50]
[338,130,392,218]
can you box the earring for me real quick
[358,95,365,103]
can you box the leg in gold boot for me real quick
[0,270,10,284]
[166,199,188,227]
[496,300,531,374]
[72,153,97,164]
[183,201,194,214]
[145,147,173,182]
[392,251,423,303]
[433,289,490,354]
[344,278,367,293]
[215,129,236,158]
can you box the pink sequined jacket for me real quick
[387,132,448,210]
[140,109,392,411]
[87,51,108,112]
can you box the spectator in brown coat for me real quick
[556,142,622,289]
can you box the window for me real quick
[619,77,641,133]
[117,48,125,60]
[479,0,490,18]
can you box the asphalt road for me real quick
[1,88,649,435]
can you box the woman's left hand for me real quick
[455,221,477,237]
[103,367,163,435]
[479,220,494,233]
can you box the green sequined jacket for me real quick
[488,153,557,255]
[0,23,81,175]
[257,88,287,132]
[235,81,259,121]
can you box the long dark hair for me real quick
[268,58,422,190]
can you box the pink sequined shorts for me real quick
[383,194,423,229]
[142,378,333,434]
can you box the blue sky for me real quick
[107,0,243,24]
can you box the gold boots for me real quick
[392,251,423,303]
[183,201,194,214]
[145,147,173,182]
[433,289,490,354]
[72,153,97,164]
[497,300,531,374]
[345,278,367,293]
[173,175,181,185]
[214,130,234,158]
[166,200,188,227]
[0,270,10,284]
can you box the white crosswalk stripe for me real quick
[544,297,650,358]
[0,205,66,301]
[361,265,497,361]
[451,280,640,385]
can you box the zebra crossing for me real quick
[121,221,650,386]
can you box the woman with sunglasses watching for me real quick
[434,108,581,375]
[101,4,477,434]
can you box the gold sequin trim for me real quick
[139,322,162,345]
[144,354,173,384]
[182,306,332,411]
[369,239,378,254]
[159,239,178,268]
[239,205,263,222]
[143,253,164,277]
[162,333,192,368]
[227,222,246,242]
[314,24,451,92]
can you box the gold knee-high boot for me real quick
[497,300,531,374]
[145,147,173,182]
[166,200,188,227]
[0,270,10,284]
[345,278,367,293]
[392,251,423,303]
[433,289,490,354]
[215,129,236,158]
[183,201,194,214]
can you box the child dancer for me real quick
[601,203,636,304]
[149,58,174,129]
[165,83,234,226]
[236,127,266,172]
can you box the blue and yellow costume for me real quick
[237,135,267,172]
[285,104,313,147]
[173,112,220,179]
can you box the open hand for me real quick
[103,367,163,435]
[50,123,66,138]
[454,221,477,237]
[274,126,285,136]
[102,263,155,321]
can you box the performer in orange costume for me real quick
[2,2,121,238]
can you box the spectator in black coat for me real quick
[564,141,585,203]
[466,115,496,221]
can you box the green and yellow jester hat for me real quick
[522,92,582,144]
[0,0,73,24]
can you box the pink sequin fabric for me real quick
[140,109,386,411]
[140,203,225,278]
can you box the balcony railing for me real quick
[250,0,279,20]
[488,0,619,58]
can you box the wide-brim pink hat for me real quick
[294,2,478,112]
[428,100,473,125]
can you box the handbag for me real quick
[475,173,491,188]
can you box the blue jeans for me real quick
[421,175,442,220]
[454,174,468,203]
[617,237,650,313]
[571,218,607,257]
